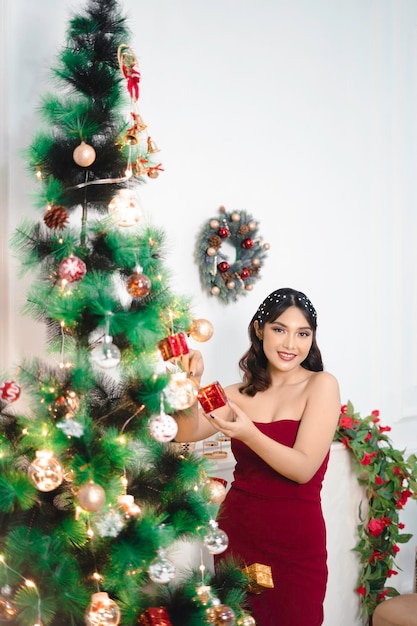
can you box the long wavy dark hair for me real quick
[239,287,324,396]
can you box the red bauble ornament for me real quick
[218,262,230,273]
[240,268,250,280]
[126,271,151,298]
[0,381,21,403]
[218,227,230,238]
[59,256,87,283]
[241,238,254,249]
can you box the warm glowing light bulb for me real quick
[25,580,36,588]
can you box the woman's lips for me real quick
[278,352,296,361]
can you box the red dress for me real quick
[214,420,329,626]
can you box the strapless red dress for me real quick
[214,420,329,626]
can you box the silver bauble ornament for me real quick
[78,480,106,512]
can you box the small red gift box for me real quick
[157,332,189,361]
[197,381,227,413]
[138,606,172,625]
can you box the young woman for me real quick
[176,287,341,626]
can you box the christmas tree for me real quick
[0,1,251,624]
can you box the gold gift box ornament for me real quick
[242,563,274,594]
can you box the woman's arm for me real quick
[173,349,235,442]
[209,372,341,483]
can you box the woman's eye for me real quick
[299,331,311,338]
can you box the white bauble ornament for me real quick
[91,336,121,369]
[203,519,229,555]
[108,188,142,227]
[148,549,176,584]
[163,372,198,411]
[148,412,178,443]
[85,592,120,626]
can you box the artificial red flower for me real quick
[340,416,354,429]
[392,545,400,554]
[392,466,403,477]
[379,425,391,433]
[378,589,389,600]
[356,586,366,596]
[340,404,348,414]
[361,451,377,466]
[339,437,350,449]
[395,489,412,509]
[371,409,380,418]
[387,570,398,577]
[375,475,384,486]
[364,432,372,442]
[370,550,384,564]
[367,516,392,537]
[398,522,405,529]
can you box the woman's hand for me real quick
[204,398,257,443]
[180,349,204,382]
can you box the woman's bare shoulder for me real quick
[224,382,244,398]
[307,370,340,393]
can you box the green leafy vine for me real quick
[334,401,417,621]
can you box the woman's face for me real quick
[257,306,313,373]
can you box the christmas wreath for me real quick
[195,206,270,304]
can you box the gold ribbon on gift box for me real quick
[242,563,274,594]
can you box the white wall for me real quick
[1,0,417,614]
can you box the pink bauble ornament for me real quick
[0,381,21,403]
[148,412,178,443]
[73,141,96,167]
[59,256,87,283]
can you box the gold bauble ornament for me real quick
[247,220,257,231]
[209,219,220,229]
[245,284,254,291]
[231,212,240,222]
[73,141,96,167]
[207,247,217,257]
[226,280,235,290]
[205,603,236,625]
[189,318,214,342]
[77,480,106,512]
[205,477,227,504]
[263,242,270,250]
[28,449,64,492]
[211,286,220,296]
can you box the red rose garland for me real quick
[195,206,270,304]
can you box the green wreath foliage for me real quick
[195,207,269,304]
[334,401,417,621]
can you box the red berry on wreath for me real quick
[0,380,21,403]
[59,256,87,283]
[240,268,250,280]
[242,238,254,249]
[218,227,230,238]
[218,262,230,273]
